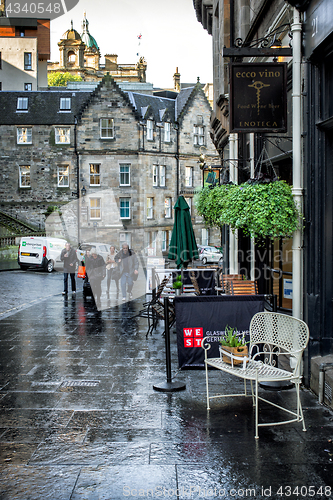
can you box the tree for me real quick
[48,72,83,87]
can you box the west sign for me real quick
[230,63,287,133]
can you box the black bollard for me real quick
[153,296,186,392]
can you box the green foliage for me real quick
[219,325,247,348]
[48,72,83,87]
[194,180,302,241]
[45,205,62,216]
[173,274,183,289]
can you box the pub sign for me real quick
[230,62,287,133]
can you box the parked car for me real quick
[77,242,110,263]
[18,236,67,272]
[198,245,223,265]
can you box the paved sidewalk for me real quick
[0,290,332,500]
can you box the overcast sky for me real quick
[50,0,213,88]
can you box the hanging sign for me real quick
[230,62,287,133]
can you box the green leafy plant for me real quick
[219,325,248,350]
[194,180,302,241]
[48,72,83,87]
[173,274,183,289]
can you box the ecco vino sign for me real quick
[230,62,287,133]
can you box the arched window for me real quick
[67,51,76,65]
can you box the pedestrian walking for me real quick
[115,243,139,301]
[106,246,120,298]
[86,247,106,308]
[60,242,78,296]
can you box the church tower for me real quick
[58,20,85,70]
[80,12,100,70]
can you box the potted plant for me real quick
[219,325,248,366]
[173,274,183,295]
[194,179,302,241]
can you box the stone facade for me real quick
[48,14,147,84]
[0,75,220,257]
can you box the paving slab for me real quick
[0,272,332,499]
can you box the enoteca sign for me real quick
[230,62,287,133]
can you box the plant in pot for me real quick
[219,325,249,367]
[173,274,183,295]
[194,177,302,241]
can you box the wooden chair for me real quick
[216,273,243,294]
[202,312,310,438]
[182,271,201,295]
[230,279,258,295]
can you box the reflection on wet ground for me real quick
[0,287,333,499]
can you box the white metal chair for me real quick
[202,312,310,438]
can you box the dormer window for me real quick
[17,97,28,111]
[60,98,71,111]
[147,119,154,141]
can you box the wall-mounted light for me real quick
[81,186,86,197]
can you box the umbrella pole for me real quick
[153,297,186,393]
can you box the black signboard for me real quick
[230,63,287,133]
[175,295,265,369]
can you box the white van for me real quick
[18,237,68,272]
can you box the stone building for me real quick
[0,74,219,255]
[48,13,147,83]
[193,0,333,393]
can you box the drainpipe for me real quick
[291,8,303,319]
[318,363,333,404]
[175,122,180,197]
[249,133,256,280]
[229,133,238,274]
[74,116,80,246]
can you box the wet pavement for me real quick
[0,271,333,499]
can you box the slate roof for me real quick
[125,92,176,123]
[0,78,206,126]
[0,91,91,125]
[126,86,202,123]
[175,86,195,120]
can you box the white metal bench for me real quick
[202,311,310,439]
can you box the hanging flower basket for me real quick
[195,180,302,241]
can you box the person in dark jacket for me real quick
[60,242,78,295]
[115,243,139,301]
[87,247,106,308]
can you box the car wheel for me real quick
[202,257,207,265]
[46,260,54,273]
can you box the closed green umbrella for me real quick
[168,196,199,268]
